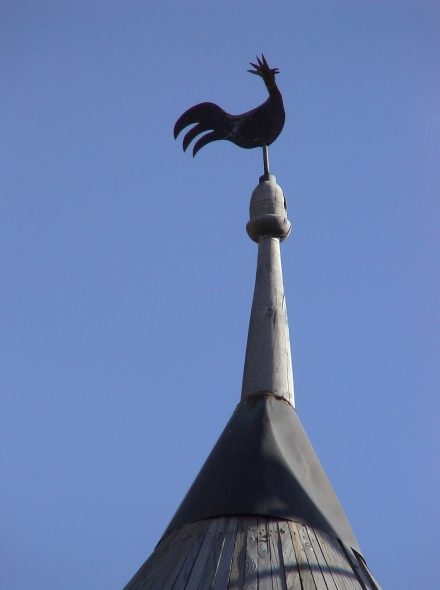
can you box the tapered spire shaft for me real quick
[242,175,294,406]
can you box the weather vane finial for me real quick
[173,54,285,177]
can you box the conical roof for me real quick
[163,394,359,550]
[123,176,382,590]
[125,516,380,590]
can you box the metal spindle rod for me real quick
[263,145,270,176]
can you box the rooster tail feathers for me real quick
[192,130,227,157]
[174,102,229,155]
[173,102,227,139]
[182,122,211,152]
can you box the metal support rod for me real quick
[263,145,270,176]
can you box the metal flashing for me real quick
[162,393,360,552]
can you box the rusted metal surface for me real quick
[123,516,379,590]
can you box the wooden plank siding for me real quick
[313,530,355,590]
[297,523,327,590]
[340,544,382,590]
[256,518,272,590]
[123,516,380,590]
[268,521,286,590]
[288,521,317,590]
[227,519,247,590]
[305,526,339,590]
[243,517,258,590]
[212,518,239,590]
[277,521,301,590]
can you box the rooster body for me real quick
[174,55,285,157]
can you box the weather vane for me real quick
[173,54,285,177]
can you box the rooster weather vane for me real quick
[174,55,285,177]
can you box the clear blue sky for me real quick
[1,2,439,589]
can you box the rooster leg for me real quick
[263,145,270,176]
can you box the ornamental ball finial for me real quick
[246,175,291,243]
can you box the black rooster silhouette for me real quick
[173,55,285,169]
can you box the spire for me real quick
[157,175,358,549]
[122,174,382,590]
[241,174,294,405]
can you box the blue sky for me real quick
[1,2,439,589]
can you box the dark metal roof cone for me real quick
[162,393,359,549]
[123,176,382,590]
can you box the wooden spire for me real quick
[122,175,382,590]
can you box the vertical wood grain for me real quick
[243,517,258,590]
[227,518,248,590]
[288,521,317,590]
[277,520,301,590]
[212,517,239,590]
[297,523,327,590]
